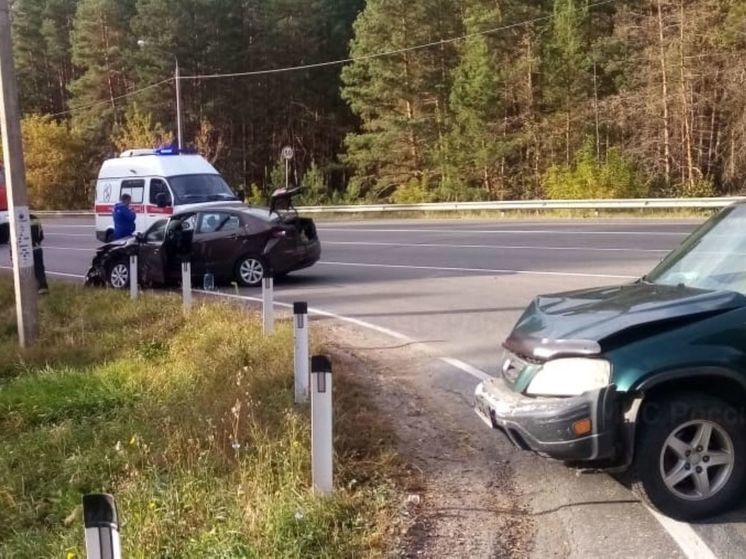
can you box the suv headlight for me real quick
[526,358,611,397]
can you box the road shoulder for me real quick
[325,323,535,557]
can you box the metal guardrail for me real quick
[33,196,744,217]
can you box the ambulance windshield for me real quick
[168,174,238,204]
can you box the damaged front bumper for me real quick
[474,377,619,462]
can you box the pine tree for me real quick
[69,0,137,146]
[446,4,500,199]
[543,0,592,165]
[11,0,49,113]
[42,0,78,114]
[341,0,460,200]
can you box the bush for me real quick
[390,179,432,204]
[543,140,647,199]
[10,115,91,210]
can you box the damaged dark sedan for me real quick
[476,203,746,520]
[86,204,320,289]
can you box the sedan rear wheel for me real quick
[632,393,746,520]
[236,256,264,287]
[108,260,129,289]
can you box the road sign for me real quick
[281,146,294,160]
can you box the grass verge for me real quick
[0,278,402,557]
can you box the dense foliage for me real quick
[5,0,746,208]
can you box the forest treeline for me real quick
[4,0,746,208]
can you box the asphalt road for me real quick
[4,216,746,558]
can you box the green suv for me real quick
[475,204,746,520]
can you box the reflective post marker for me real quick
[311,355,333,495]
[83,494,121,559]
[293,302,309,403]
[262,270,274,335]
[129,253,138,300]
[181,260,192,311]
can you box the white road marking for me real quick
[0,265,84,279]
[318,227,688,236]
[439,357,492,382]
[42,224,95,229]
[646,508,717,559]
[44,246,95,252]
[319,260,638,280]
[324,240,669,253]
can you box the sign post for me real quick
[311,355,333,495]
[281,145,294,189]
[0,0,37,346]
[293,302,309,403]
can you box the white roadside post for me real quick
[129,251,138,300]
[83,494,122,559]
[181,261,192,311]
[311,355,333,495]
[293,302,309,403]
[262,268,274,335]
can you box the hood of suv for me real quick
[508,282,746,355]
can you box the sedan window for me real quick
[145,220,168,243]
[197,212,241,234]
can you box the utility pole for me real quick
[175,58,183,150]
[0,0,38,346]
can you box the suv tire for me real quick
[632,392,746,520]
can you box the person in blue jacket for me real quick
[112,193,136,239]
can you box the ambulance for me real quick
[94,147,243,242]
[0,167,8,245]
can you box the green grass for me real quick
[0,278,400,558]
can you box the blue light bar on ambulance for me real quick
[154,146,197,156]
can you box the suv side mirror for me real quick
[155,192,170,208]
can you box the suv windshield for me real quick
[647,205,746,293]
[168,174,238,204]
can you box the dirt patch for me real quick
[326,324,535,558]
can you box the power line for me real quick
[183,0,618,81]
[51,0,617,115]
[50,78,173,117]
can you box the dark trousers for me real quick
[34,246,48,290]
[8,245,48,290]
